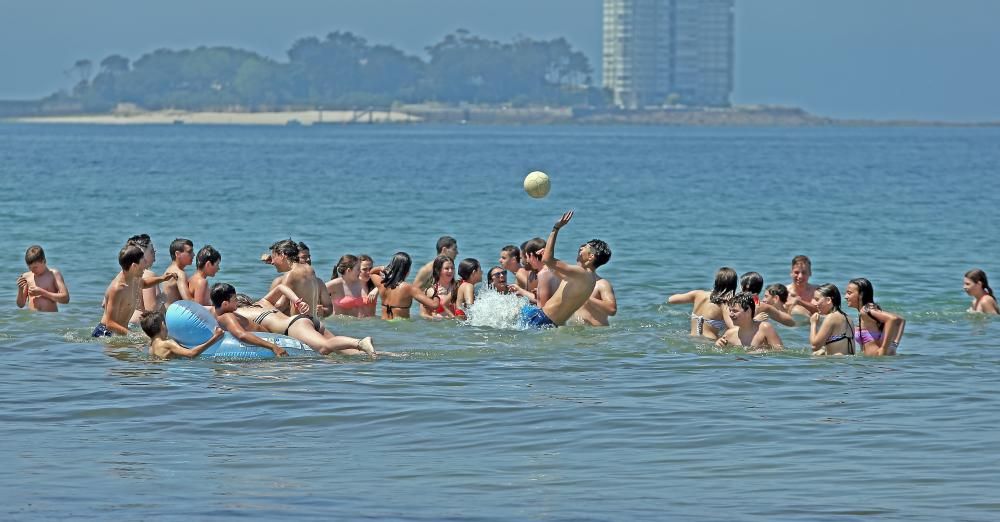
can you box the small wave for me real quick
[463,289,529,330]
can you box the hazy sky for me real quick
[2,0,998,121]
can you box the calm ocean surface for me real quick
[1,123,999,520]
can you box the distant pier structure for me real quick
[602,0,734,109]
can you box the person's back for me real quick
[284,263,321,317]
[161,238,194,305]
[188,245,221,306]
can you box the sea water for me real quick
[1,123,999,520]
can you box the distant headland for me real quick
[0,30,996,127]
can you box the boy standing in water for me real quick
[519,211,611,328]
[188,245,221,307]
[571,275,618,327]
[16,245,70,312]
[413,236,458,290]
[786,255,820,317]
[519,237,546,294]
[161,238,194,305]
[95,244,176,336]
[716,293,783,351]
[140,310,224,359]
[757,283,796,327]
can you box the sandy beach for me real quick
[12,109,421,126]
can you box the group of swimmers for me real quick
[15,220,998,359]
[668,255,999,356]
[15,211,616,358]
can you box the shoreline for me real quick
[4,106,999,127]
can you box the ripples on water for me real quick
[1,124,999,520]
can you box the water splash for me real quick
[463,289,529,330]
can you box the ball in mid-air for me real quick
[523,171,551,198]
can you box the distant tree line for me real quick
[56,30,606,111]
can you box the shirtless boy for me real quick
[95,244,177,337]
[786,255,820,317]
[519,211,610,328]
[267,239,332,321]
[519,237,546,294]
[16,245,70,312]
[757,283,796,327]
[500,245,531,290]
[572,276,618,327]
[127,234,161,322]
[140,310,224,359]
[413,236,458,290]
[211,283,287,357]
[715,293,783,351]
[161,238,194,305]
[188,245,221,307]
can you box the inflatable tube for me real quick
[165,300,315,360]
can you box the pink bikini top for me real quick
[336,296,367,309]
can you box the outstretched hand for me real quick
[553,210,574,230]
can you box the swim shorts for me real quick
[92,323,113,337]
[520,305,556,329]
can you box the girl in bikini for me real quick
[370,252,441,320]
[845,278,906,356]
[422,255,460,319]
[326,254,373,318]
[964,268,999,315]
[232,285,375,356]
[668,267,738,340]
[455,258,482,317]
[809,283,855,356]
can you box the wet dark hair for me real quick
[270,239,299,260]
[210,282,236,308]
[127,234,152,250]
[764,283,789,303]
[521,237,546,268]
[335,254,359,279]
[458,258,481,281]
[381,252,412,290]
[139,310,165,338]
[119,244,145,271]
[709,267,738,305]
[24,245,45,266]
[848,278,876,308]
[585,239,611,268]
[740,272,764,295]
[297,242,311,264]
[196,245,221,270]
[431,255,454,285]
[501,245,521,263]
[730,292,756,316]
[235,293,257,307]
[965,268,994,297]
[848,277,883,330]
[169,238,193,261]
[486,265,506,290]
[436,236,457,255]
[817,283,855,354]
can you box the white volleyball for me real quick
[523,171,551,198]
